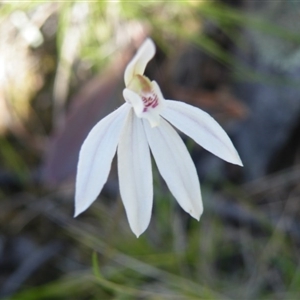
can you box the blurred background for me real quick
[1,0,300,299]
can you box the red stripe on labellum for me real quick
[142,92,158,112]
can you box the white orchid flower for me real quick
[75,38,243,237]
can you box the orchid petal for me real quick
[75,103,130,217]
[161,100,243,166]
[124,38,155,87]
[123,89,144,116]
[143,118,203,220]
[123,81,164,128]
[118,110,153,237]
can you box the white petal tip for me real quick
[74,204,87,218]
[130,225,147,238]
[73,209,81,218]
[189,209,203,221]
[196,215,202,222]
[132,229,143,238]
[128,219,148,238]
[224,148,243,166]
[143,38,156,54]
[197,214,202,221]
[124,38,156,86]
[232,155,243,167]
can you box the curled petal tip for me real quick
[143,38,156,53]
[124,38,156,86]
